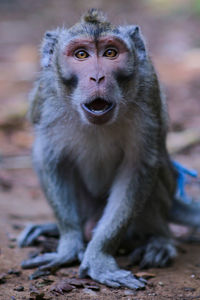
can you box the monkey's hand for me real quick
[21,232,85,275]
[79,251,146,289]
[18,223,59,247]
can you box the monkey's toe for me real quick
[130,237,177,269]
[101,270,146,289]
[21,253,57,269]
[18,223,59,247]
[80,254,146,289]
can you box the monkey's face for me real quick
[58,36,134,125]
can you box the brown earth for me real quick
[0,1,200,299]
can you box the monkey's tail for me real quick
[170,197,200,227]
[169,161,200,227]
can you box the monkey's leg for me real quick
[21,152,85,272]
[18,223,59,247]
[79,164,153,289]
[130,180,177,269]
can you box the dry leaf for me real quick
[68,278,100,290]
[50,277,100,294]
[29,283,46,299]
[50,280,74,294]
[135,271,156,279]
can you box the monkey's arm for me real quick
[80,160,155,289]
[21,142,85,271]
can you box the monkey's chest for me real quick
[78,151,121,197]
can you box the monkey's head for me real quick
[41,9,147,126]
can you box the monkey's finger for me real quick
[25,223,59,246]
[109,269,132,279]
[18,224,38,247]
[153,248,167,266]
[155,248,176,267]
[104,276,145,290]
[39,255,77,271]
[23,228,45,246]
[139,247,159,269]
[158,245,177,267]
[21,253,56,269]
[102,280,121,288]
[118,275,146,289]
[102,270,146,289]
[19,223,59,247]
[130,246,145,265]
[29,269,51,280]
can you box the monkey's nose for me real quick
[90,75,105,84]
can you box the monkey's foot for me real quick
[21,233,85,276]
[130,237,177,269]
[18,223,59,247]
[21,251,81,275]
[80,252,146,289]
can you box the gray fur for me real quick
[18,9,192,289]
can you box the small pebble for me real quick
[148,282,155,288]
[184,287,196,292]
[124,290,137,296]
[158,281,164,286]
[83,288,97,296]
[14,286,24,292]
[8,269,21,276]
[191,274,195,278]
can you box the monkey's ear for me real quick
[127,25,147,60]
[40,30,59,68]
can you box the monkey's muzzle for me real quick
[81,98,115,125]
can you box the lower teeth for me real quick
[91,109,106,113]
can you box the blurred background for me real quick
[0,1,200,298]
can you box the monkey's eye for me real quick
[103,48,118,58]
[74,50,89,60]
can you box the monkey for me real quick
[18,9,200,289]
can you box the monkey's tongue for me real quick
[85,98,112,114]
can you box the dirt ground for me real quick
[0,1,200,299]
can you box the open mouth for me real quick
[82,98,114,115]
[81,98,115,125]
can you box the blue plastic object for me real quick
[172,160,198,203]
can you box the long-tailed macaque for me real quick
[18,9,200,289]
